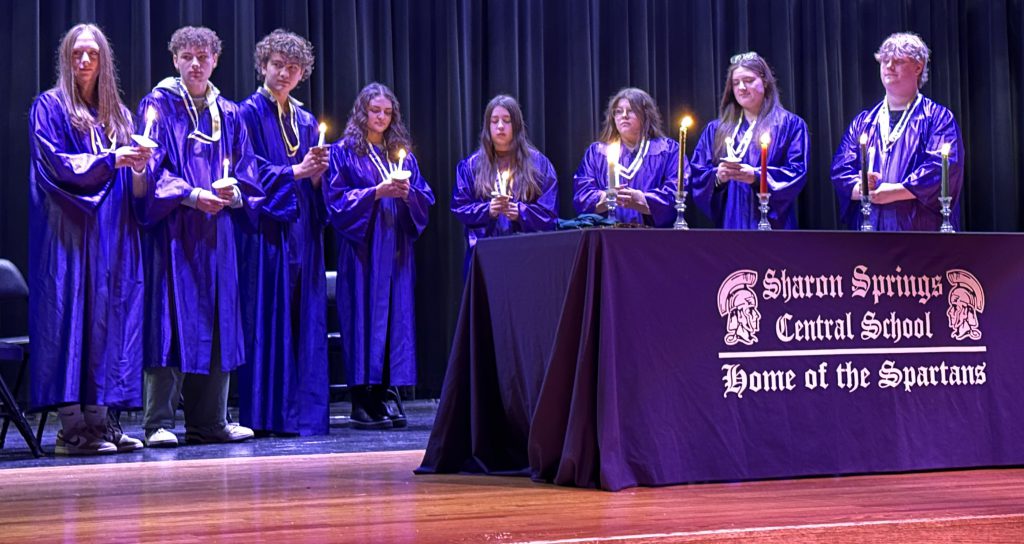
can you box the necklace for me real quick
[89,125,116,155]
[366,141,396,181]
[877,94,921,154]
[176,79,221,144]
[726,116,758,159]
[616,138,650,181]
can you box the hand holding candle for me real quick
[940,143,951,199]
[317,122,327,147]
[759,132,770,194]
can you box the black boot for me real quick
[382,387,407,428]
[350,386,391,430]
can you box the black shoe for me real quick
[351,387,391,430]
[384,388,407,428]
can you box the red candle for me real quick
[759,132,770,194]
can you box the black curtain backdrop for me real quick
[1,0,1022,396]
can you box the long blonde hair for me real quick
[53,23,133,145]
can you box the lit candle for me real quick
[606,141,621,189]
[725,136,735,160]
[858,133,868,198]
[759,132,770,194]
[222,158,230,180]
[317,122,327,147]
[500,170,510,196]
[940,143,951,199]
[678,116,693,197]
[397,148,407,172]
[143,107,157,139]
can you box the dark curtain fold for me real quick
[2,0,1022,395]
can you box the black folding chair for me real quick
[0,259,43,457]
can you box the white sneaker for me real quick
[54,430,117,456]
[145,428,179,447]
[186,423,255,444]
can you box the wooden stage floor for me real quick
[1,450,1022,543]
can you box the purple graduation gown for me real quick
[690,109,809,229]
[137,80,264,374]
[235,91,328,435]
[572,137,681,227]
[830,95,964,231]
[28,90,144,409]
[451,148,559,275]
[324,143,434,387]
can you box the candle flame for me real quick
[606,141,620,164]
[681,115,694,130]
[398,148,407,160]
[940,143,951,156]
[859,133,868,145]
[146,107,157,123]
[760,132,771,147]
[318,122,327,133]
[501,170,509,182]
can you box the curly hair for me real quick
[598,88,666,143]
[53,23,133,145]
[168,26,222,57]
[713,52,784,161]
[875,32,930,87]
[342,82,412,162]
[254,29,314,82]
[473,95,541,201]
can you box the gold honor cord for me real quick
[617,139,650,181]
[877,93,922,155]
[90,125,116,155]
[367,142,397,182]
[259,86,300,157]
[176,79,221,144]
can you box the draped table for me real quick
[417,229,1024,490]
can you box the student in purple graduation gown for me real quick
[29,23,148,455]
[831,33,964,231]
[236,30,329,436]
[137,26,262,447]
[325,83,434,429]
[690,52,809,230]
[451,95,558,276]
[573,88,681,227]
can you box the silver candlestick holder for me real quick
[757,192,771,231]
[939,196,955,233]
[859,194,874,232]
[605,187,618,223]
[674,191,689,230]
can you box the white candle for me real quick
[317,122,326,147]
[397,148,407,172]
[725,136,735,160]
[143,107,157,139]
[606,141,621,189]
[500,170,510,196]
[222,158,230,180]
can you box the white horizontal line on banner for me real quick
[718,346,988,359]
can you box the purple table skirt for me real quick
[418,229,1024,490]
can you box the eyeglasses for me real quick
[613,108,636,119]
[730,51,760,65]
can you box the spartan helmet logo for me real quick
[946,269,984,341]
[717,270,761,346]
